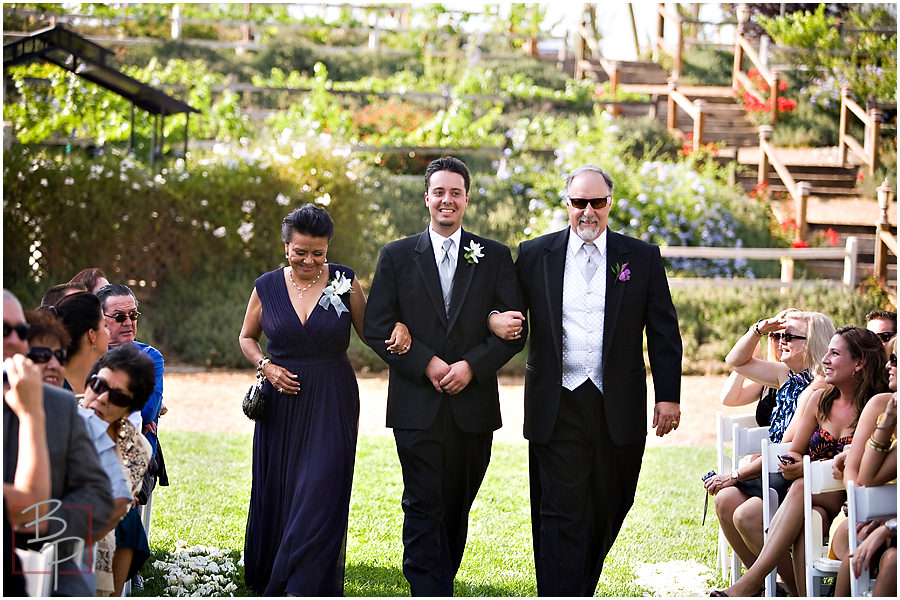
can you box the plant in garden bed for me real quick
[736,69,798,127]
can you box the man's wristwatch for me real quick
[731,470,740,483]
[885,518,897,534]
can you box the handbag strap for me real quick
[256,363,266,385]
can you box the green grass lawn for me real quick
[137,430,728,596]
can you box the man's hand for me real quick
[488,311,525,341]
[425,356,451,393]
[439,361,473,395]
[652,401,681,437]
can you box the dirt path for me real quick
[160,369,754,446]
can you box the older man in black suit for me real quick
[4,289,114,596]
[494,165,683,596]
[364,157,525,596]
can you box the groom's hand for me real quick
[439,361,473,395]
[652,401,681,437]
[425,356,451,393]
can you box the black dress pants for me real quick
[530,380,645,596]
[394,397,492,596]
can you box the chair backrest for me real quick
[14,543,56,597]
[733,422,769,465]
[717,412,761,474]
[803,455,844,596]
[847,481,897,597]
[761,440,791,597]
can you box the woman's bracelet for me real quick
[866,435,892,453]
[754,319,766,336]
[257,357,270,373]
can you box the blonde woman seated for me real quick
[705,310,833,595]
[711,326,890,597]
[79,344,155,596]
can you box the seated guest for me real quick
[867,310,897,351]
[80,344,154,596]
[39,281,88,308]
[24,308,70,387]
[4,289,114,596]
[56,292,110,394]
[712,326,890,597]
[68,267,110,294]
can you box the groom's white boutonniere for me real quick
[318,270,354,316]
[463,241,484,264]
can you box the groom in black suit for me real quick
[364,156,525,596]
[511,165,683,596]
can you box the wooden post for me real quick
[868,108,882,176]
[758,125,772,187]
[656,3,665,62]
[693,99,705,151]
[769,71,780,125]
[667,79,677,131]
[733,4,750,89]
[780,257,794,284]
[609,63,620,117]
[839,86,850,166]
[673,14,684,81]
[843,236,859,287]
[875,179,894,284]
[796,181,810,243]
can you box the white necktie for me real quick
[439,238,454,314]
[582,243,598,283]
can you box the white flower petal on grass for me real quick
[633,559,716,597]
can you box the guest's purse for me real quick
[242,366,266,421]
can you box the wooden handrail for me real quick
[839,87,884,174]
[655,3,684,80]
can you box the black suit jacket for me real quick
[516,228,682,446]
[364,228,525,433]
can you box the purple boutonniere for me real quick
[612,262,630,285]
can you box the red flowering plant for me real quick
[737,69,798,126]
[777,218,841,249]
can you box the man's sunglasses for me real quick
[770,332,807,343]
[567,196,611,210]
[3,321,31,339]
[26,347,68,366]
[874,331,896,343]
[87,374,133,407]
[104,311,141,323]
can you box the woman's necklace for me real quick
[288,267,322,299]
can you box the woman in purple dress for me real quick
[239,204,409,596]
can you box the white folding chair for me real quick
[761,439,792,597]
[803,455,844,596]
[15,542,57,597]
[726,419,770,584]
[715,411,761,579]
[846,481,897,597]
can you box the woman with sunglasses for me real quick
[705,310,834,596]
[79,344,155,597]
[54,292,110,394]
[24,308,71,387]
[712,326,890,596]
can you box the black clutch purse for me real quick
[242,368,266,421]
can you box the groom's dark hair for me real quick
[425,156,470,194]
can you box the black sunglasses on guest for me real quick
[890,353,897,367]
[567,196,611,210]
[87,374,133,407]
[3,321,31,339]
[26,347,68,366]
[770,332,807,343]
[875,331,896,343]
[104,311,141,324]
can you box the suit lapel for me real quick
[446,230,477,331]
[542,229,569,366]
[603,231,630,364]
[414,230,448,323]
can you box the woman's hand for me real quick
[850,519,892,578]
[263,362,299,395]
[779,451,804,480]
[386,322,411,354]
[832,451,848,479]
[488,310,525,341]
[703,472,736,495]
[880,393,897,430]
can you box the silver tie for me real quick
[582,243,598,283]
[439,238,454,314]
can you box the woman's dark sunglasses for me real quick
[890,353,897,366]
[770,332,807,343]
[26,346,68,366]
[3,321,31,339]
[567,196,611,210]
[104,311,141,324]
[87,374,133,407]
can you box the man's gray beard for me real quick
[574,223,600,242]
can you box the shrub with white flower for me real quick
[147,541,241,597]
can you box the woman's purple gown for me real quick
[244,264,360,596]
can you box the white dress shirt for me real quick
[429,226,462,272]
[561,228,608,392]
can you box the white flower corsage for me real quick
[463,241,484,264]
[318,270,353,316]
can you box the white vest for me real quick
[561,240,607,392]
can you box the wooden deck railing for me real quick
[839,86,884,176]
[755,125,811,242]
